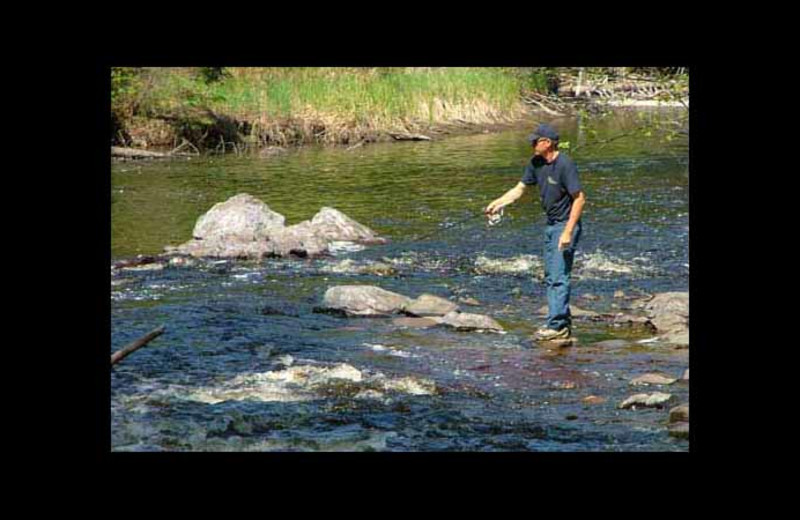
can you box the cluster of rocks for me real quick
[317,285,504,333]
[617,368,689,440]
[164,193,387,260]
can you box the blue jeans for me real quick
[543,220,582,331]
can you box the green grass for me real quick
[113,67,556,148]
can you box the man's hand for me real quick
[484,200,503,215]
[558,229,572,251]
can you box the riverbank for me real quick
[111,67,688,156]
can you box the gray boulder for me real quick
[192,193,286,241]
[311,207,387,244]
[322,285,412,316]
[645,292,689,333]
[440,311,504,332]
[404,294,459,317]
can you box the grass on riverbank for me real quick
[114,67,536,150]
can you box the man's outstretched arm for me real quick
[485,182,528,215]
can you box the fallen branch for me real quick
[111,325,166,366]
[522,96,564,116]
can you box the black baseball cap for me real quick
[528,123,560,144]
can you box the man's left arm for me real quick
[558,161,586,251]
[559,190,586,250]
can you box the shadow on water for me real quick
[111,109,689,451]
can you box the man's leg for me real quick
[545,221,582,332]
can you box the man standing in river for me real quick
[485,123,586,341]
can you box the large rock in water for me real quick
[322,285,412,316]
[167,194,390,259]
[310,207,387,244]
[644,292,689,333]
[192,193,285,241]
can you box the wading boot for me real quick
[534,327,571,342]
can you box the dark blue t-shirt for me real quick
[521,152,582,225]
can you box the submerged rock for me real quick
[630,373,679,386]
[619,392,675,409]
[440,311,504,332]
[321,285,412,316]
[404,294,459,317]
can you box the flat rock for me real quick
[392,317,440,329]
[322,285,412,316]
[668,422,689,439]
[630,373,678,386]
[619,392,675,409]
[404,294,459,317]
[440,311,504,332]
[669,404,689,423]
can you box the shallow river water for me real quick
[111,109,689,451]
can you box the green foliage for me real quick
[111,67,140,101]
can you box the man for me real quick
[485,123,586,341]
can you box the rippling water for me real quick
[111,110,689,451]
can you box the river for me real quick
[111,109,689,451]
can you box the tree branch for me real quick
[111,326,166,366]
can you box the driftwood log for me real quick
[111,325,166,366]
[111,147,195,159]
[389,133,432,141]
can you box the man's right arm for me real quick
[485,182,528,215]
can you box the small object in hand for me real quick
[487,207,504,226]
